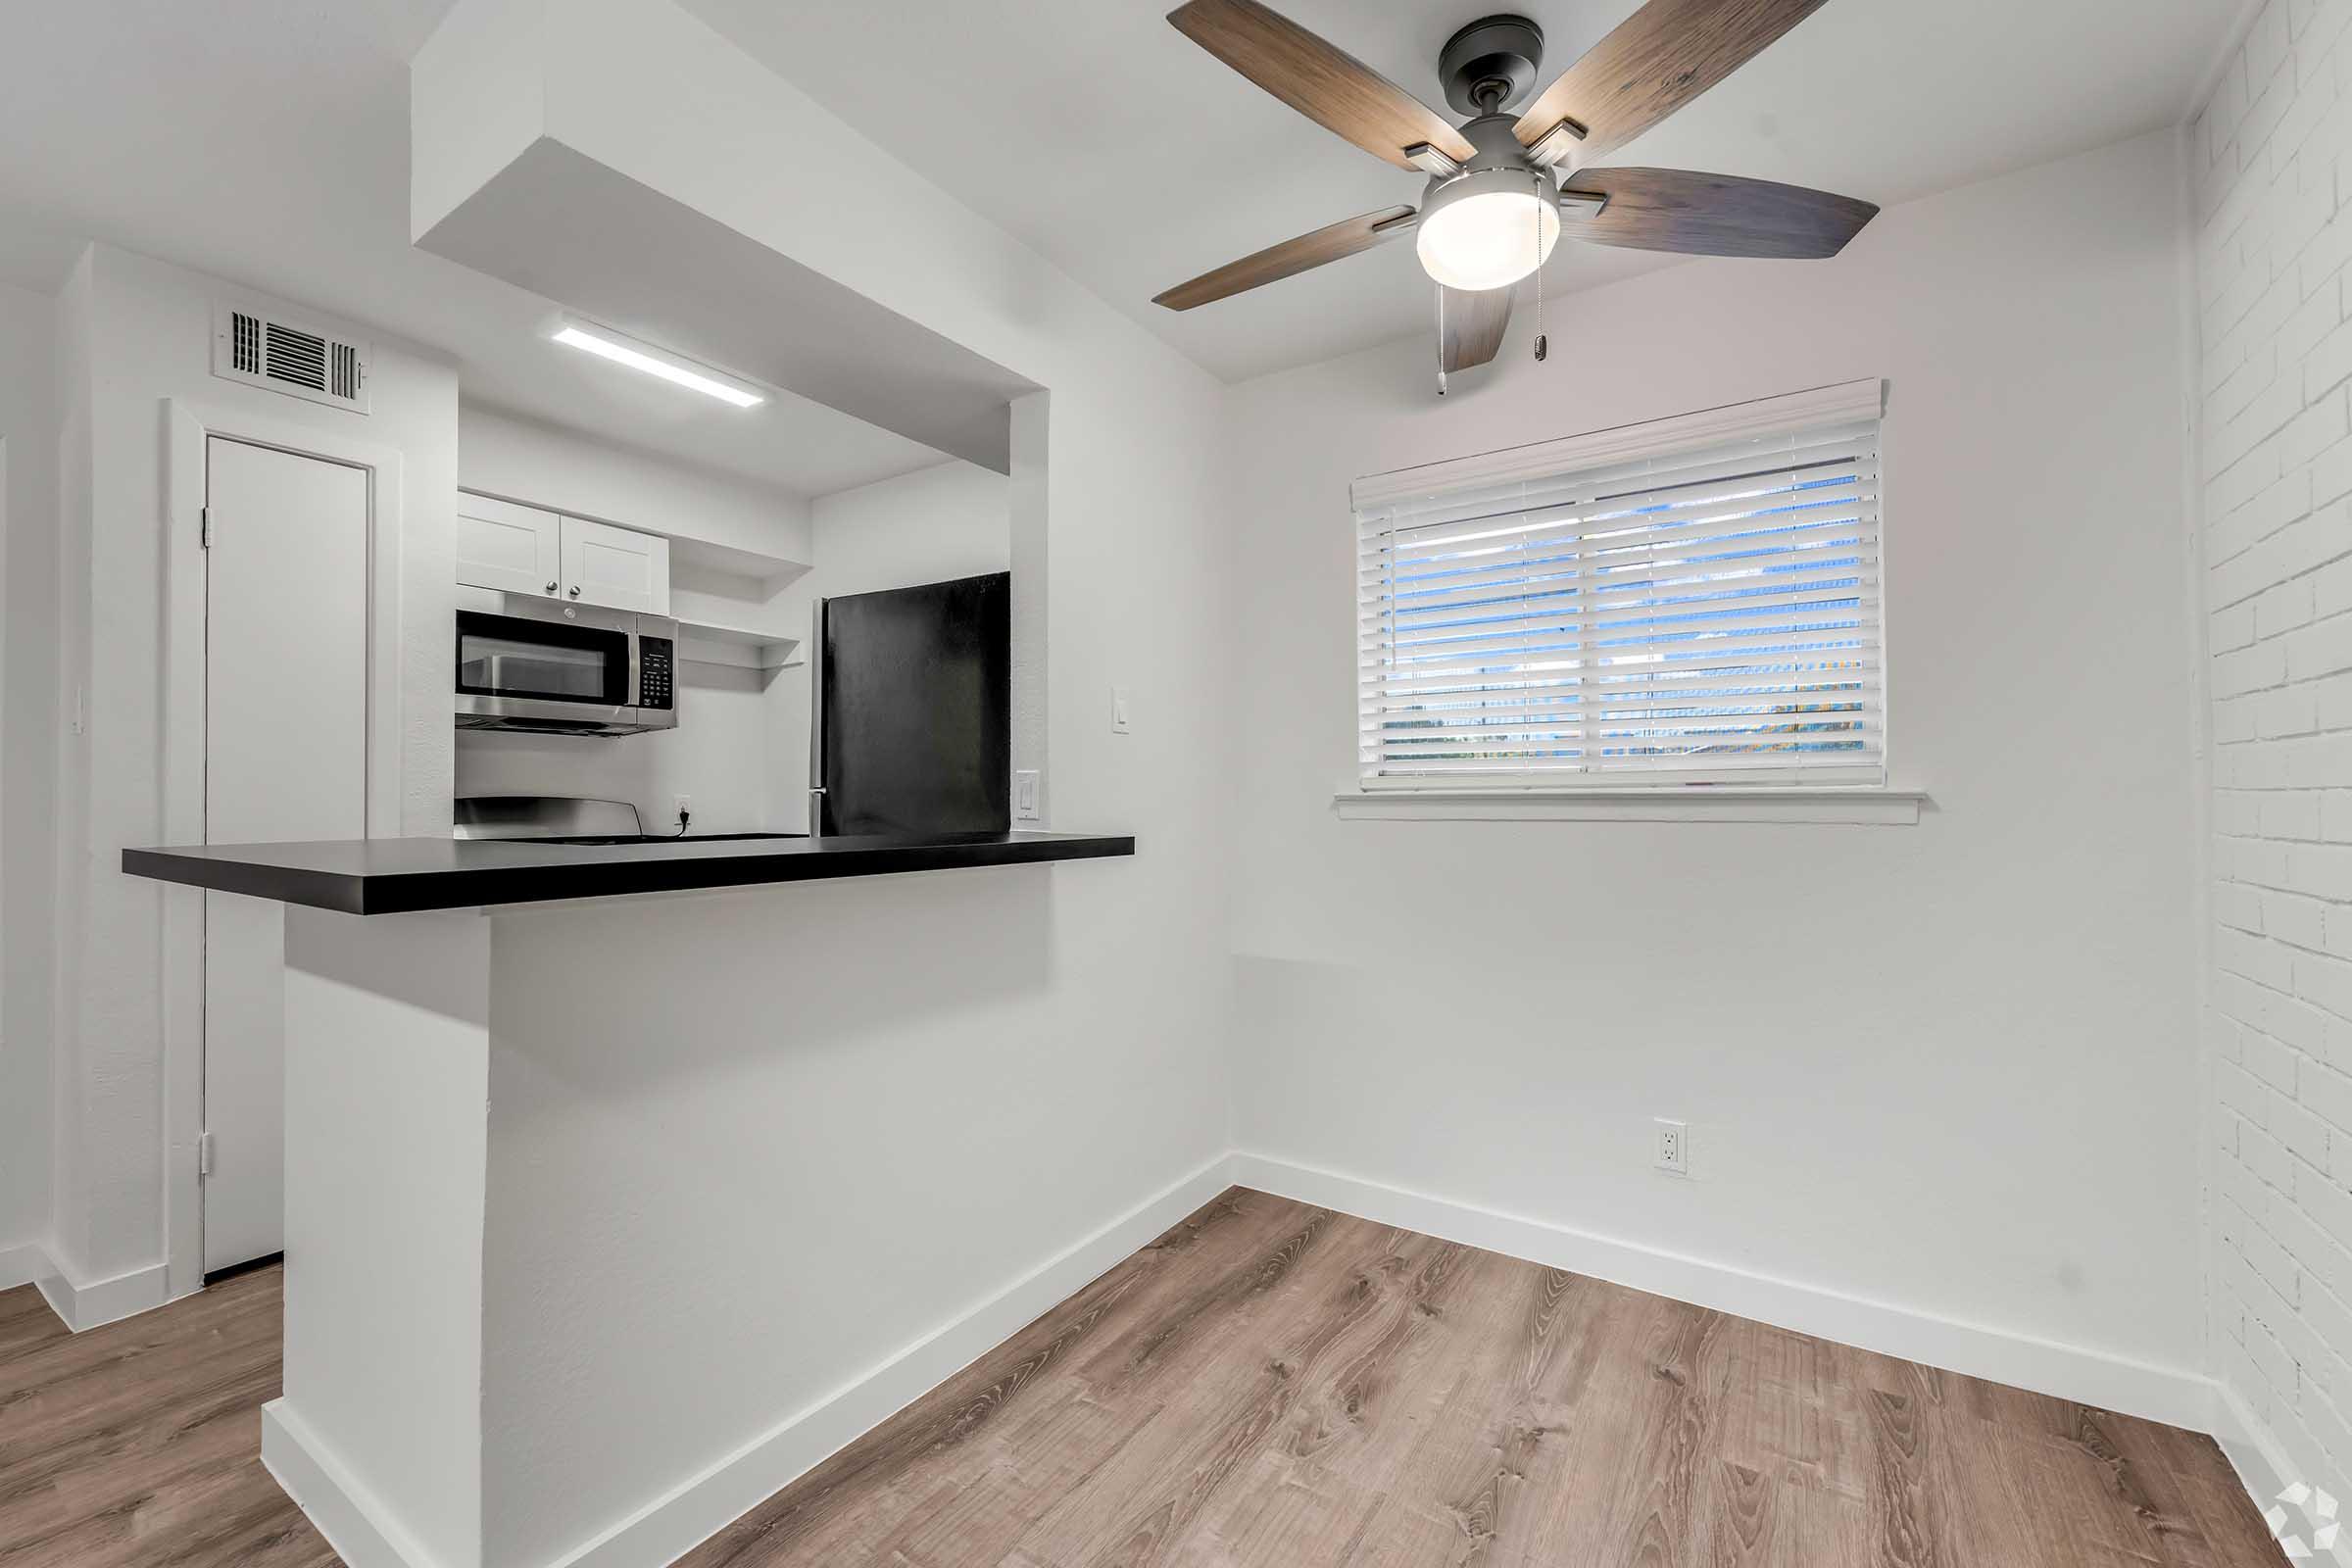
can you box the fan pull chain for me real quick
[1436,282,1449,396]
[1533,183,1548,364]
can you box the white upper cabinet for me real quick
[456,493,562,599]
[561,515,670,614]
[456,493,671,614]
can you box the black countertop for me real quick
[121,830,1135,915]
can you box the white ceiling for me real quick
[682,0,2251,383]
[0,0,2254,465]
[0,0,950,500]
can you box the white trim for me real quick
[2208,1382,2352,1566]
[161,398,408,1300]
[1350,377,1886,509]
[30,1246,171,1332]
[249,1149,2243,1566]
[263,1401,455,1568]
[161,408,204,1303]
[0,1241,44,1293]
[534,1153,1232,1568]
[1334,787,1926,824]
[1230,1152,2214,1431]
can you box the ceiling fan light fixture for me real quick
[1414,169,1559,292]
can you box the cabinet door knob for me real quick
[545,580,558,594]
[568,585,581,598]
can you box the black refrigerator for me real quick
[813,572,1010,836]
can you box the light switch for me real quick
[1014,769,1041,820]
[1111,686,1132,735]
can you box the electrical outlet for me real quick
[1014,769,1041,820]
[673,796,692,829]
[1653,1118,1690,1177]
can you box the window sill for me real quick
[1331,788,1928,825]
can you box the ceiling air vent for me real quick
[211,298,370,414]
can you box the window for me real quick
[1353,379,1885,794]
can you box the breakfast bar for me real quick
[121,831,1133,1567]
[123,829,1137,914]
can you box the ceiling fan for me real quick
[1152,0,1878,379]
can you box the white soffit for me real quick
[0,1,956,499]
[416,140,1037,474]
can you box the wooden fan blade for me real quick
[1154,206,1416,311]
[1560,168,1876,259]
[1441,285,1512,373]
[1168,0,1476,171]
[1513,0,1827,162]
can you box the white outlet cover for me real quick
[1654,1118,1690,1177]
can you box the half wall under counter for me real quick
[118,826,1132,1568]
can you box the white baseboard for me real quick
[0,1241,44,1293]
[247,1149,2254,1568]
[28,1245,169,1333]
[542,1152,1240,1568]
[1230,1152,2216,1432]
[263,1400,454,1568]
[2208,1381,2349,1566]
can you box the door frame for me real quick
[159,398,405,1300]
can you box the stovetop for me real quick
[518,832,808,846]
[453,795,811,847]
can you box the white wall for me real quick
[46,243,459,1288]
[282,906,491,1568]
[2193,0,2352,1499]
[1223,130,2204,1386]
[458,400,812,565]
[0,275,57,1263]
[769,458,1011,828]
[456,668,778,835]
[454,403,812,835]
[805,459,1007,594]
[48,259,92,1291]
[415,5,1230,1560]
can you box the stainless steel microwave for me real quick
[453,598,677,736]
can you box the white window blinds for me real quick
[1354,380,1886,791]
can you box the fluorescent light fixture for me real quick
[551,322,765,408]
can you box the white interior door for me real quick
[561,515,670,612]
[204,437,368,1274]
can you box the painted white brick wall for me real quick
[2199,0,2352,1497]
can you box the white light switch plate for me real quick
[1014,769,1041,820]
[1111,686,1132,734]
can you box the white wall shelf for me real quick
[675,618,803,671]
[670,534,808,594]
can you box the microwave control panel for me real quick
[638,637,674,710]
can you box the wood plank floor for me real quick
[0,1263,332,1567]
[0,1189,2287,1566]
